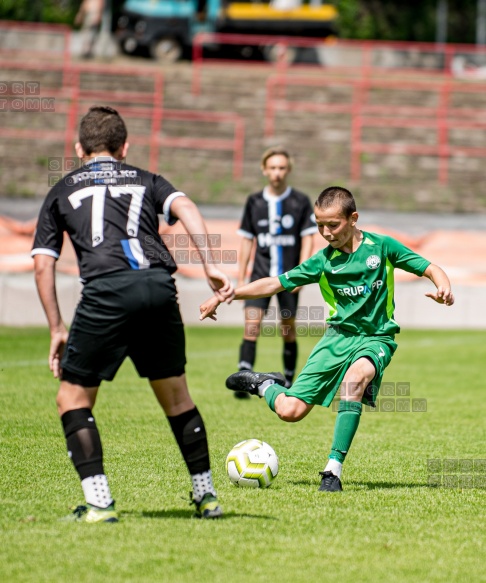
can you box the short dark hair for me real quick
[79,106,127,155]
[315,186,356,218]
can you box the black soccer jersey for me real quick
[32,157,182,282]
[237,187,317,280]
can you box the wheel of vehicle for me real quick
[122,36,138,54]
[150,37,183,63]
[262,43,297,64]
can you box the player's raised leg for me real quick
[57,381,118,523]
[150,375,222,518]
[226,370,313,421]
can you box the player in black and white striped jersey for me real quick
[235,147,317,396]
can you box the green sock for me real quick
[264,384,288,412]
[329,401,362,463]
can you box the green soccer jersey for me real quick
[278,231,431,335]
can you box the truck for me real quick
[115,0,338,62]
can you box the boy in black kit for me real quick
[235,147,317,397]
[32,106,234,522]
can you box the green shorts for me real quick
[286,326,397,407]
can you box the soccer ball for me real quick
[225,439,279,488]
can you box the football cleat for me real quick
[191,492,223,519]
[233,391,251,399]
[225,371,286,397]
[233,368,252,399]
[62,503,119,523]
[318,471,343,492]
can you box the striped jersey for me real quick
[32,157,183,282]
[278,231,431,335]
[238,186,317,280]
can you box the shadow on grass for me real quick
[288,478,322,487]
[121,509,277,520]
[345,480,426,490]
[289,479,426,490]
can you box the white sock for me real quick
[238,362,253,371]
[324,459,343,479]
[191,469,216,502]
[259,379,277,397]
[81,474,114,509]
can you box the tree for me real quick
[336,0,477,43]
[0,0,79,24]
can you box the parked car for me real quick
[115,0,338,62]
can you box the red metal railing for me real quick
[0,58,245,179]
[265,74,486,183]
[0,20,72,85]
[191,32,336,94]
[192,33,486,93]
[4,23,486,186]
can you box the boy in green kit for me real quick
[199,186,454,492]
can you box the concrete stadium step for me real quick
[1,58,486,211]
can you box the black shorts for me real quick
[61,268,186,387]
[245,289,299,320]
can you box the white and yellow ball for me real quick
[226,439,279,488]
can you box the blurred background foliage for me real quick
[338,0,478,43]
[0,0,78,24]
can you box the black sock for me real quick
[238,339,256,370]
[167,407,210,475]
[283,341,298,385]
[61,408,104,480]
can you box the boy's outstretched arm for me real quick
[200,296,221,321]
[170,196,234,302]
[423,264,454,306]
[200,276,284,320]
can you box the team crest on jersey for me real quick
[281,214,294,229]
[366,255,381,269]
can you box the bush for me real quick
[336,0,478,43]
[0,0,78,25]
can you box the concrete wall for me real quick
[2,272,484,329]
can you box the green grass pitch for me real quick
[0,326,485,583]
